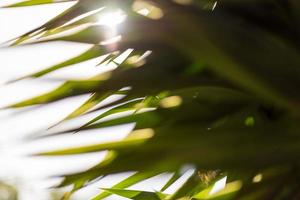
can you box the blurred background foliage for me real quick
[1,0,300,199]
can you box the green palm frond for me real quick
[3,0,300,199]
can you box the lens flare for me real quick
[97,10,126,28]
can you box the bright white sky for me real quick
[0,2,197,200]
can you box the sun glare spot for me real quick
[160,96,183,108]
[253,174,263,183]
[245,116,255,127]
[97,10,126,28]
[133,1,164,19]
[137,8,150,16]
[129,128,155,139]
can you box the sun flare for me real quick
[97,10,126,28]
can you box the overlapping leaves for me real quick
[3,0,300,199]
